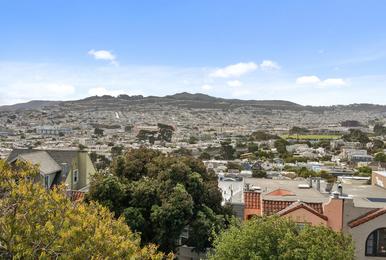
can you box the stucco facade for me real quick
[349,214,386,260]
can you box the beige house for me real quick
[221,176,386,259]
[7,149,96,191]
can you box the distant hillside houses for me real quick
[36,125,72,136]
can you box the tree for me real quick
[289,126,309,135]
[356,166,372,177]
[341,120,361,127]
[151,184,194,252]
[252,168,267,178]
[247,142,259,153]
[111,145,124,157]
[188,136,198,144]
[220,141,235,160]
[94,127,104,136]
[274,138,289,156]
[342,129,369,144]
[227,161,242,171]
[374,152,386,162]
[199,151,211,160]
[157,123,174,142]
[209,216,354,260]
[137,129,157,144]
[249,131,278,141]
[89,152,111,170]
[0,160,170,259]
[124,124,134,133]
[88,148,231,253]
[370,139,384,153]
[374,123,386,136]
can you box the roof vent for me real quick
[298,184,311,189]
[332,191,340,199]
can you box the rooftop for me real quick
[244,178,329,203]
[243,177,386,208]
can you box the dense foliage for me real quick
[0,160,169,259]
[136,124,175,144]
[374,152,386,162]
[289,126,310,135]
[87,148,232,253]
[342,129,369,144]
[374,123,386,136]
[209,216,354,260]
[249,131,279,141]
[274,138,289,156]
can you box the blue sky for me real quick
[1,1,386,105]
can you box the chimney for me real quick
[337,184,343,196]
[332,191,340,199]
[309,177,313,188]
[316,177,321,192]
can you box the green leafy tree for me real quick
[374,152,386,162]
[111,145,124,157]
[374,123,386,136]
[188,136,198,144]
[220,141,235,160]
[94,127,104,136]
[227,161,242,171]
[0,160,170,259]
[289,126,309,135]
[88,148,231,253]
[356,166,372,177]
[370,139,384,153]
[209,216,354,260]
[249,131,278,141]
[342,129,369,144]
[247,142,259,153]
[124,124,134,133]
[274,138,289,156]
[137,129,158,144]
[199,151,211,160]
[151,184,194,252]
[157,123,174,142]
[252,168,267,178]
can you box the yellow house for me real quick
[7,149,96,192]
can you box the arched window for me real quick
[366,228,386,257]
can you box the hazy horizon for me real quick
[1,1,386,106]
[3,91,386,108]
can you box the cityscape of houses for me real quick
[2,94,386,259]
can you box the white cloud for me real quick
[260,60,280,71]
[227,80,243,87]
[319,78,347,87]
[88,49,118,65]
[210,62,258,78]
[296,75,347,87]
[0,82,75,105]
[296,75,321,85]
[201,84,213,91]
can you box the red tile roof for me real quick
[67,190,85,202]
[266,188,295,196]
[263,199,323,215]
[277,201,328,220]
[244,191,261,209]
[348,207,386,228]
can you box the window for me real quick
[73,169,79,184]
[44,175,50,189]
[296,222,308,230]
[366,228,386,257]
[367,198,386,203]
